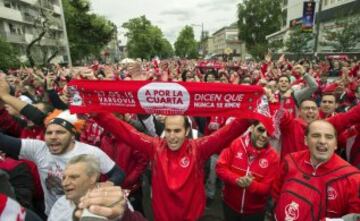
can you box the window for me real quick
[8,23,16,34]
[4,0,11,8]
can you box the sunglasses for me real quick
[256,127,267,134]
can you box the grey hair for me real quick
[66,154,101,179]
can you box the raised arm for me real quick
[93,113,156,158]
[327,104,360,135]
[293,66,318,105]
[0,132,22,159]
[0,77,46,126]
[196,118,251,160]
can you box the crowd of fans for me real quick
[0,53,359,221]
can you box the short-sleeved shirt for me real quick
[20,140,115,215]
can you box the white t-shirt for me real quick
[20,140,115,215]
[47,196,75,221]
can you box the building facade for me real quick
[267,0,360,54]
[206,23,248,60]
[0,0,70,64]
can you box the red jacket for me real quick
[0,108,43,200]
[279,104,360,159]
[216,134,279,214]
[99,132,148,191]
[338,124,360,168]
[272,150,360,220]
[273,93,297,118]
[94,113,250,221]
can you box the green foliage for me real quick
[320,17,360,52]
[174,25,199,59]
[285,25,314,53]
[268,39,284,53]
[62,0,116,64]
[0,37,21,71]
[237,0,281,59]
[122,16,173,60]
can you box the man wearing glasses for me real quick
[216,121,279,221]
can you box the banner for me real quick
[69,79,266,112]
[302,1,316,32]
[68,80,274,133]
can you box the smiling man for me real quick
[0,110,124,215]
[272,120,360,221]
[279,100,360,159]
[94,113,256,221]
[48,154,100,221]
[216,121,279,221]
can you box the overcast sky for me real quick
[90,0,241,45]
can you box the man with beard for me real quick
[216,121,279,221]
[93,112,262,221]
[0,109,124,216]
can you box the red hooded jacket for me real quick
[216,133,279,214]
[272,150,360,220]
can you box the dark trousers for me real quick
[128,187,144,215]
[223,202,265,221]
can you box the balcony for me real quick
[0,31,26,44]
[0,6,23,23]
[53,5,62,15]
[40,0,54,10]
[19,0,38,5]
[23,12,36,23]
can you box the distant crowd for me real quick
[0,53,359,221]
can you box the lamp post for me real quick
[191,23,204,56]
[313,0,323,54]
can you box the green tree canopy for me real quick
[62,0,116,64]
[174,25,198,59]
[237,0,281,60]
[122,16,173,60]
[0,37,21,71]
[320,17,360,52]
[285,25,314,53]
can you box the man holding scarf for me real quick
[93,112,262,221]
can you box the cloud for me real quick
[160,8,192,20]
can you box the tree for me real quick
[0,37,21,71]
[237,0,281,60]
[122,16,173,60]
[174,25,198,59]
[320,17,360,52]
[285,25,314,54]
[25,1,62,67]
[63,0,116,64]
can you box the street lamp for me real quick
[191,23,204,56]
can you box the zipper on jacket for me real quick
[240,165,251,213]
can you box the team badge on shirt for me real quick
[327,186,337,200]
[285,201,299,221]
[259,158,269,168]
[235,152,243,159]
[179,156,190,168]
